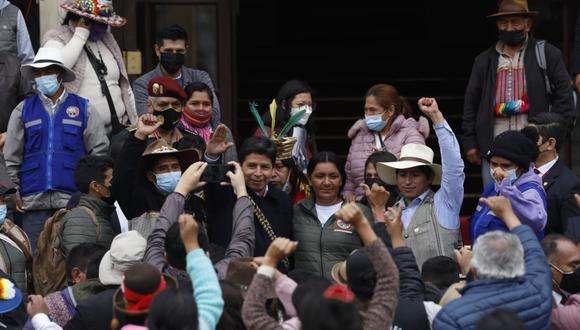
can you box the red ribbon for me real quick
[323,284,355,304]
[122,276,167,312]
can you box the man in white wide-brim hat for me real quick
[376,97,465,268]
[3,47,109,250]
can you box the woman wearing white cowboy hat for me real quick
[3,47,109,252]
[41,0,137,135]
[376,98,465,268]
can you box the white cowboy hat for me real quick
[376,143,442,185]
[61,0,127,27]
[21,47,76,82]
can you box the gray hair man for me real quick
[434,196,552,329]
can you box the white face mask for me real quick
[290,105,313,126]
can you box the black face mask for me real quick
[364,178,388,189]
[153,108,181,131]
[159,52,185,75]
[498,30,526,46]
[559,268,580,294]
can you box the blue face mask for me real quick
[505,168,519,182]
[35,74,61,97]
[364,113,387,132]
[155,171,182,195]
[0,205,7,225]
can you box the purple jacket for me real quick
[344,115,429,198]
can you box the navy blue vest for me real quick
[470,181,547,242]
[20,93,88,196]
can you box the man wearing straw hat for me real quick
[3,47,108,251]
[462,0,576,187]
[377,98,465,268]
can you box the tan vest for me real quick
[403,191,460,268]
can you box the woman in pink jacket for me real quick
[343,84,429,201]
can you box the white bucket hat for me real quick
[21,47,76,82]
[376,143,442,185]
[99,231,147,286]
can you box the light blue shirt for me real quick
[401,120,465,230]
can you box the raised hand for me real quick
[135,113,162,140]
[466,148,482,166]
[263,238,298,268]
[362,182,390,219]
[480,196,521,230]
[179,213,200,252]
[175,162,208,196]
[206,124,234,159]
[384,204,404,247]
[27,295,49,318]
[417,97,444,124]
[225,161,248,198]
[454,246,473,276]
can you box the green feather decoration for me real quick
[278,110,306,139]
[249,102,269,137]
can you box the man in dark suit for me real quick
[525,113,580,240]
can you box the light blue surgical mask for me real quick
[364,113,387,132]
[0,205,7,225]
[155,171,182,195]
[35,74,61,97]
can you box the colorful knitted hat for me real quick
[0,277,22,314]
[61,0,127,27]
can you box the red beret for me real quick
[147,76,187,101]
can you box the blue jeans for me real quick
[22,209,57,252]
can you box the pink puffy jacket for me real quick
[551,294,580,330]
[343,115,430,199]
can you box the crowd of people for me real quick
[0,0,580,329]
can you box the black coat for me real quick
[573,8,580,76]
[542,159,580,240]
[111,133,209,249]
[64,288,119,330]
[204,183,293,262]
[462,36,576,153]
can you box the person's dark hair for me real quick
[262,80,313,127]
[475,308,525,330]
[527,112,567,151]
[365,84,415,126]
[238,136,277,165]
[156,24,188,46]
[74,155,114,194]
[279,157,309,201]
[148,288,198,330]
[307,151,347,193]
[184,82,213,104]
[396,166,434,181]
[165,222,187,270]
[364,151,397,173]
[298,288,362,330]
[62,12,81,25]
[541,234,576,261]
[421,256,460,290]
[291,276,331,309]
[65,243,107,283]
[217,281,246,330]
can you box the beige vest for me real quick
[403,191,460,268]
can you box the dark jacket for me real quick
[293,197,373,280]
[462,36,576,153]
[204,183,293,266]
[64,287,122,330]
[111,133,209,249]
[60,194,115,256]
[0,52,30,132]
[433,225,552,330]
[573,8,580,76]
[543,159,580,239]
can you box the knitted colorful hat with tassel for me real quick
[0,277,22,314]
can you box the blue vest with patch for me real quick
[20,93,88,196]
[470,181,547,242]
